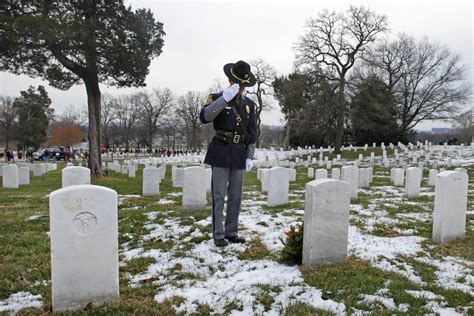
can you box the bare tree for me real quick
[0,96,18,151]
[56,104,87,126]
[358,33,413,93]
[295,6,388,152]
[115,94,142,151]
[141,88,174,152]
[176,91,205,151]
[248,58,276,147]
[362,34,471,135]
[162,109,182,153]
[207,79,226,94]
[101,93,118,148]
[452,108,473,144]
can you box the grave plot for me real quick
[0,145,473,315]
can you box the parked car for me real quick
[33,149,45,161]
[47,147,67,161]
[33,147,68,161]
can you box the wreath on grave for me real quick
[279,223,303,265]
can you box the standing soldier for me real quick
[200,60,257,247]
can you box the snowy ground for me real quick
[1,146,473,315]
[117,168,473,315]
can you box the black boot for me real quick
[226,236,246,244]
[214,239,228,247]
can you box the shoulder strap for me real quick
[231,96,248,136]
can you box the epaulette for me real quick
[202,92,223,107]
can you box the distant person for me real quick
[6,150,14,163]
[26,148,34,162]
[43,148,49,162]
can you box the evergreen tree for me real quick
[14,86,52,150]
[351,75,402,145]
[0,1,165,176]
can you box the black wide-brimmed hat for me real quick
[223,60,256,87]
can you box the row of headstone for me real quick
[2,162,57,189]
[302,170,468,268]
[143,165,209,211]
[389,166,468,199]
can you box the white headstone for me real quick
[128,165,136,178]
[49,185,119,312]
[121,165,128,175]
[143,167,160,196]
[341,166,359,199]
[2,165,19,188]
[331,168,340,180]
[62,167,91,188]
[267,167,289,207]
[405,167,422,199]
[358,168,370,188]
[40,163,47,175]
[326,161,332,170]
[183,166,206,210]
[446,158,452,168]
[33,164,43,176]
[315,168,328,180]
[454,167,467,174]
[307,167,314,178]
[288,168,297,182]
[159,164,166,180]
[172,168,184,188]
[433,171,468,243]
[428,169,438,187]
[18,166,30,185]
[260,169,270,193]
[302,179,350,266]
[393,168,404,186]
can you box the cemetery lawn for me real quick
[0,156,473,315]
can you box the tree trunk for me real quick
[284,117,291,149]
[172,128,176,152]
[148,130,153,153]
[191,127,198,151]
[5,131,10,152]
[85,78,103,177]
[334,79,345,153]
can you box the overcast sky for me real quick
[0,0,472,130]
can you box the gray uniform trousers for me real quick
[211,166,244,240]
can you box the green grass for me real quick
[237,237,272,261]
[1,156,473,315]
[301,257,436,314]
[283,302,335,315]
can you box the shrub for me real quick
[279,223,303,265]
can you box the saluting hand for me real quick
[223,83,240,102]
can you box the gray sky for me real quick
[0,0,472,130]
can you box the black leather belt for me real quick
[215,130,246,144]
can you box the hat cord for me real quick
[230,67,251,84]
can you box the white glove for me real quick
[245,158,253,172]
[222,83,240,102]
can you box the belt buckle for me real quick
[233,134,240,144]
